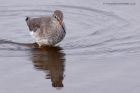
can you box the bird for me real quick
[25,10,66,47]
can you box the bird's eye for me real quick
[54,15,57,18]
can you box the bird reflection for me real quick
[30,46,65,88]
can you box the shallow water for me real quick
[0,0,140,93]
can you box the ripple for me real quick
[0,4,139,57]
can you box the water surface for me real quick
[0,0,140,93]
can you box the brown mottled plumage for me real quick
[25,10,66,47]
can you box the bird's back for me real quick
[27,16,52,32]
[26,13,66,46]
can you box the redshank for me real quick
[25,10,66,47]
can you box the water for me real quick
[0,0,140,93]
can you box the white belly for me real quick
[30,31,49,46]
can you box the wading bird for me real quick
[25,10,66,47]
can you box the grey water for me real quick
[0,0,140,93]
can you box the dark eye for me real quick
[54,15,57,18]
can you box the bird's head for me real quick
[53,10,63,25]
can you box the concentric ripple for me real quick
[0,4,140,57]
